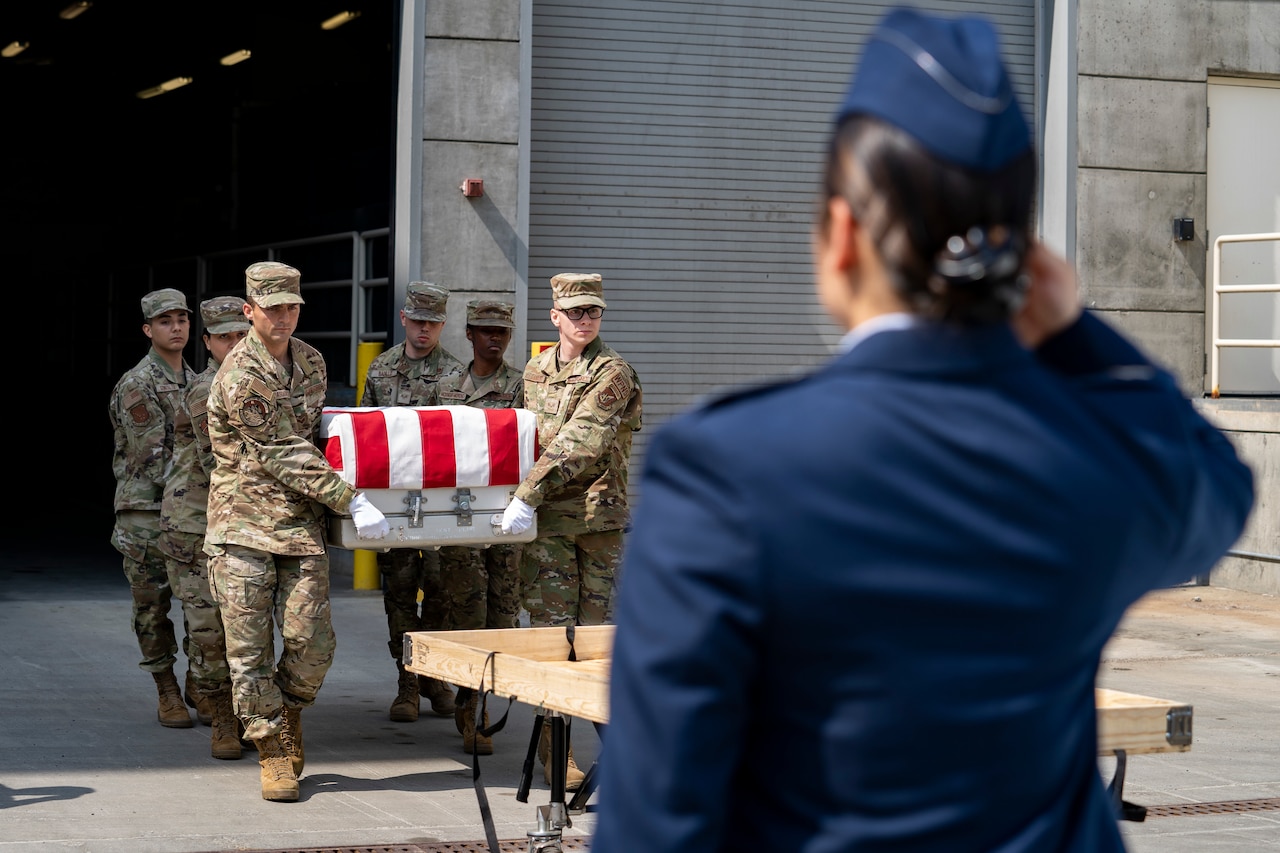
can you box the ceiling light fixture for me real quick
[320,11,361,30]
[136,76,193,99]
[219,49,251,66]
[1,41,29,58]
[58,1,92,20]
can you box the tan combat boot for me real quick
[152,670,193,728]
[208,690,242,761]
[280,706,305,776]
[389,665,419,722]
[538,721,585,791]
[255,734,299,802]
[184,670,212,726]
[456,694,493,755]
[420,675,457,717]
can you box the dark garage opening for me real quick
[0,0,396,536]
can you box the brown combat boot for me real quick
[184,670,212,726]
[255,734,299,802]
[456,694,493,755]
[419,675,456,717]
[208,690,242,760]
[389,666,419,722]
[152,670,193,728]
[280,706,305,776]
[538,721,585,791]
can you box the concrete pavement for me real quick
[0,535,598,853]
[3,533,1280,852]
[1104,584,1280,851]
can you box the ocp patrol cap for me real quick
[550,273,606,309]
[466,299,515,328]
[200,296,251,335]
[403,281,449,322]
[141,288,190,321]
[835,7,1031,171]
[245,261,304,308]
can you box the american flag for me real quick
[320,406,538,490]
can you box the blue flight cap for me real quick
[835,7,1031,171]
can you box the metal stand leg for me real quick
[566,721,605,814]
[1107,749,1128,810]
[527,711,571,852]
[1107,749,1148,822]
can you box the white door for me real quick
[1207,77,1280,395]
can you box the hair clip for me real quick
[933,226,1024,287]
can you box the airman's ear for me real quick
[827,195,861,272]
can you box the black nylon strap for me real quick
[471,651,514,853]
[566,624,577,662]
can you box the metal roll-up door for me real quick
[528,0,1037,477]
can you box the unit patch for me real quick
[129,403,152,426]
[597,373,631,410]
[241,396,271,427]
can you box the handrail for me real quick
[1210,231,1280,398]
[148,228,391,387]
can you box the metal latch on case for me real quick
[403,490,424,528]
[453,488,473,526]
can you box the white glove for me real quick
[501,496,535,534]
[350,493,390,540]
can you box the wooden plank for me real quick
[407,628,1191,751]
[1096,687,1192,755]
[404,626,613,723]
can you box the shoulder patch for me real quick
[120,386,146,410]
[129,403,152,426]
[240,396,271,427]
[596,370,635,410]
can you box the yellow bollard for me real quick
[352,340,385,590]
[353,549,380,590]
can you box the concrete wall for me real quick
[1196,400,1280,593]
[1077,0,1280,591]
[418,0,524,365]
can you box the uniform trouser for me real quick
[520,530,624,627]
[111,510,180,674]
[379,548,441,663]
[209,544,335,740]
[430,544,524,630]
[159,529,231,693]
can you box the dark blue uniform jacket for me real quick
[593,314,1254,853]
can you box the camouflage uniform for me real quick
[516,277,642,627]
[359,283,464,665]
[205,265,357,741]
[433,301,526,631]
[158,298,248,698]
[109,294,197,674]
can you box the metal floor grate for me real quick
[221,839,590,853]
[1145,797,1280,817]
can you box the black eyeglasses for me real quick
[557,306,604,320]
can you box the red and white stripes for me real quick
[320,406,538,490]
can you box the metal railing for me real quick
[185,228,390,386]
[1210,231,1280,398]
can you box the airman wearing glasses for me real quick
[500,271,642,789]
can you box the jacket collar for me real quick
[535,336,606,379]
[831,321,1032,379]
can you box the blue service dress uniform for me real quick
[593,313,1254,852]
